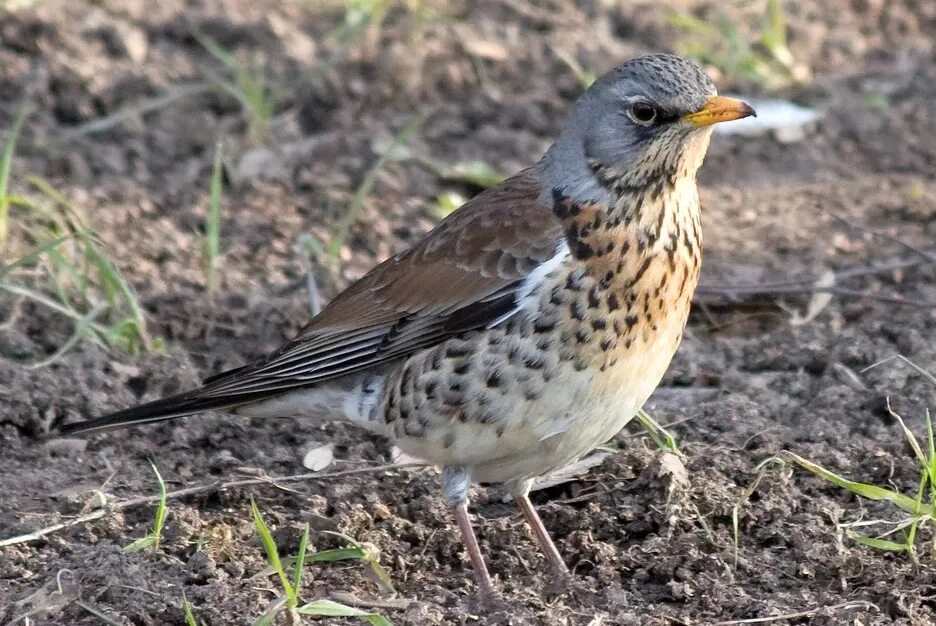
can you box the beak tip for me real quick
[684,96,758,126]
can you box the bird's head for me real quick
[542,54,755,204]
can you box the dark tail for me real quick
[57,390,254,436]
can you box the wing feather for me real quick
[195,168,561,398]
[62,168,563,433]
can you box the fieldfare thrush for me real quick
[60,54,754,602]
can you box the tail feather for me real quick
[59,390,262,436]
[59,369,389,437]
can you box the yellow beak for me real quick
[681,95,756,127]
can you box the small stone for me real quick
[43,438,88,457]
[304,514,338,532]
[187,551,218,583]
[372,502,392,520]
[301,443,335,472]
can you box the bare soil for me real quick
[2,1,936,624]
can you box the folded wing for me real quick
[61,169,562,434]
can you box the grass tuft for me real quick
[204,142,224,292]
[787,405,936,557]
[196,34,278,143]
[125,462,168,552]
[668,0,807,88]
[736,357,936,563]
[307,531,395,594]
[298,600,393,626]
[333,0,433,46]
[1,175,158,359]
[551,46,597,88]
[327,115,426,265]
[0,102,29,248]
[250,499,394,625]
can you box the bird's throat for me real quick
[548,169,703,376]
[551,169,702,286]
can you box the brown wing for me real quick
[199,168,562,398]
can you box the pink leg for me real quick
[451,503,498,603]
[516,494,571,586]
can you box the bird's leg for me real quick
[441,466,498,604]
[513,484,571,591]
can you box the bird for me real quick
[59,53,754,604]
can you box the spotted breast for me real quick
[382,148,703,494]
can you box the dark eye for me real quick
[629,101,658,124]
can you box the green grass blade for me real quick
[195,33,241,73]
[320,531,395,594]
[182,594,201,626]
[731,456,786,567]
[293,523,310,595]
[888,404,927,468]
[761,0,788,53]
[250,498,296,604]
[787,452,923,515]
[327,115,427,261]
[85,240,151,352]
[125,462,168,552]
[926,409,936,508]
[27,302,105,369]
[846,530,912,553]
[205,142,223,291]
[63,84,211,138]
[0,283,105,339]
[0,102,29,245]
[0,232,76,280]
[253,597,287,626]
[305,546,367,563]
[297,599,393,626]
[150,462,168,549]
[432,160,505,188]
[635,409,679,453]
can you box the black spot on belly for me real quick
[587,286,601,309]
[534,318,557,333]
[446,345,470,359]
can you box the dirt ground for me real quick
[2,0,936,624]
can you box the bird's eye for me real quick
[629,101,658,124]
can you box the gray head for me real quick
[541,54,754,204]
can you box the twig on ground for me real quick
[694,284,936,308]
[0,462,421,549]
[711,600,879,625]
[695,211,936,311]
[329,591,413,611]
[817,206,936,264]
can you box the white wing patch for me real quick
[486,240,571,328]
